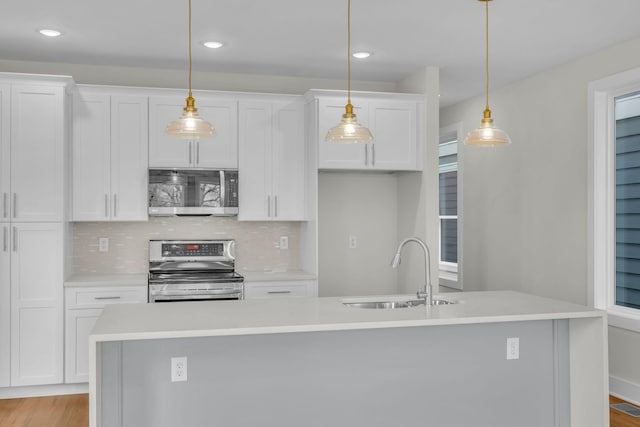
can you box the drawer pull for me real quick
[267,290,291,294]
[94,296,122,300]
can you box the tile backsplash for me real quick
[72,217,301,275]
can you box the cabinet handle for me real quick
[267,290,291,294]
[105,194,109,218]
[196,141,200,165]
[12,227,17,252]
[364,145,368,166]
[94,296,122,300]
[274,195,278,217]
[113,194,118,217]
[3,226,7,252]
[372,144,376,166]
[267,195,271,217]
[2,193,6,219]
[12,193,16,218]
[188,141,193,165]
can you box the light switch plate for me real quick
[506,337,519,360]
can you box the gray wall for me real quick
[440,37,640,396]
[101,320,568,427]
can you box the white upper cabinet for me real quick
[8,84,67,221]
[317,97,370,170]
[148,94,238,169]
[72,88,148,221]
[0,84,9,224]
[310,91,423,172]
[238,98,306,221]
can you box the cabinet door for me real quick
[0,225,9,387]
[317,97,368,170]
[244,280,318,299]
[72,92,111,221]
[273,101,306,220]
[10,85,65,222]
[238,101,272,220]
[192,97,238,169]
[0,84,9,223]
[149,95,238,169]
[10,223,63,386]
[148,96,192,168]
[65,308,101,384]
[369,101,418,171]
[110,96,148,221]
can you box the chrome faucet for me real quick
[391,237,432,306]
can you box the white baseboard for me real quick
[0,383,88,399]
[610,376,640,406]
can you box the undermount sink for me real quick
[344,299,456,309]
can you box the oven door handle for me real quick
[151,293,242,302]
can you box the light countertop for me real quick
[241,270,316,282]
[65,274,147,288]
[65,271,315,288]
[90,291,604,343]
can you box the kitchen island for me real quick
[89,291,608,427]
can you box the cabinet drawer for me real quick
[66,286,147,308]
[244,280,317,299]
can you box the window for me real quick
[589,67,640,332]
[439,124,463,289]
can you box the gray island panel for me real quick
[101,320,567,427]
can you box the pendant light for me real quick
[325,0,373,144]
[464,0,511,146]
[166,0,214,138]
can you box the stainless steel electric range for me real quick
[148,239,244,302]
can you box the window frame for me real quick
[438,123,464,290]
[589,67,640,332]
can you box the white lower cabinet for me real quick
[65,286,147,383]
[0,223,64,387]
[244,280,317,299]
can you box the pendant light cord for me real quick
[188,0,193,98]
[347,0,352,106]
[484,0,489,112]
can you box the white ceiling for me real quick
[2,0,640,106]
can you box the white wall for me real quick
[440,36,640,400]
[318,173,399,296]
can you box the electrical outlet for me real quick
[506,337,519,360]
[98,237,109,253]
[349,235,357,249]
[171,356,188,382]
[279,235,289,250]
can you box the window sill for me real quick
[439,270,461,291]
[607,307,640,333]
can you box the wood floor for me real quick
[611,396,640,427]
[0,393,637,426]
[0,394,88,427]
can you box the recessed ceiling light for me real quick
[352,51,371,59]
[38,29,62,37]
[202,41,224,49]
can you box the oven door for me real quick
[148,283,244,303]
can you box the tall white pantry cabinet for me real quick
[0,76,71,387]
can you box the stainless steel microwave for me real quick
[148,169,238,216]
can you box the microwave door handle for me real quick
[196,141,200,165]
[220,170,226,207]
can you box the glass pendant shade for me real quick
[465,0,511,147]
[166,95,214,138]
[326,103,373,143]
[326,0,373,144]
[464,109,511,146]
[166,0,214,139]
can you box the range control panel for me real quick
[161,243,224,257]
